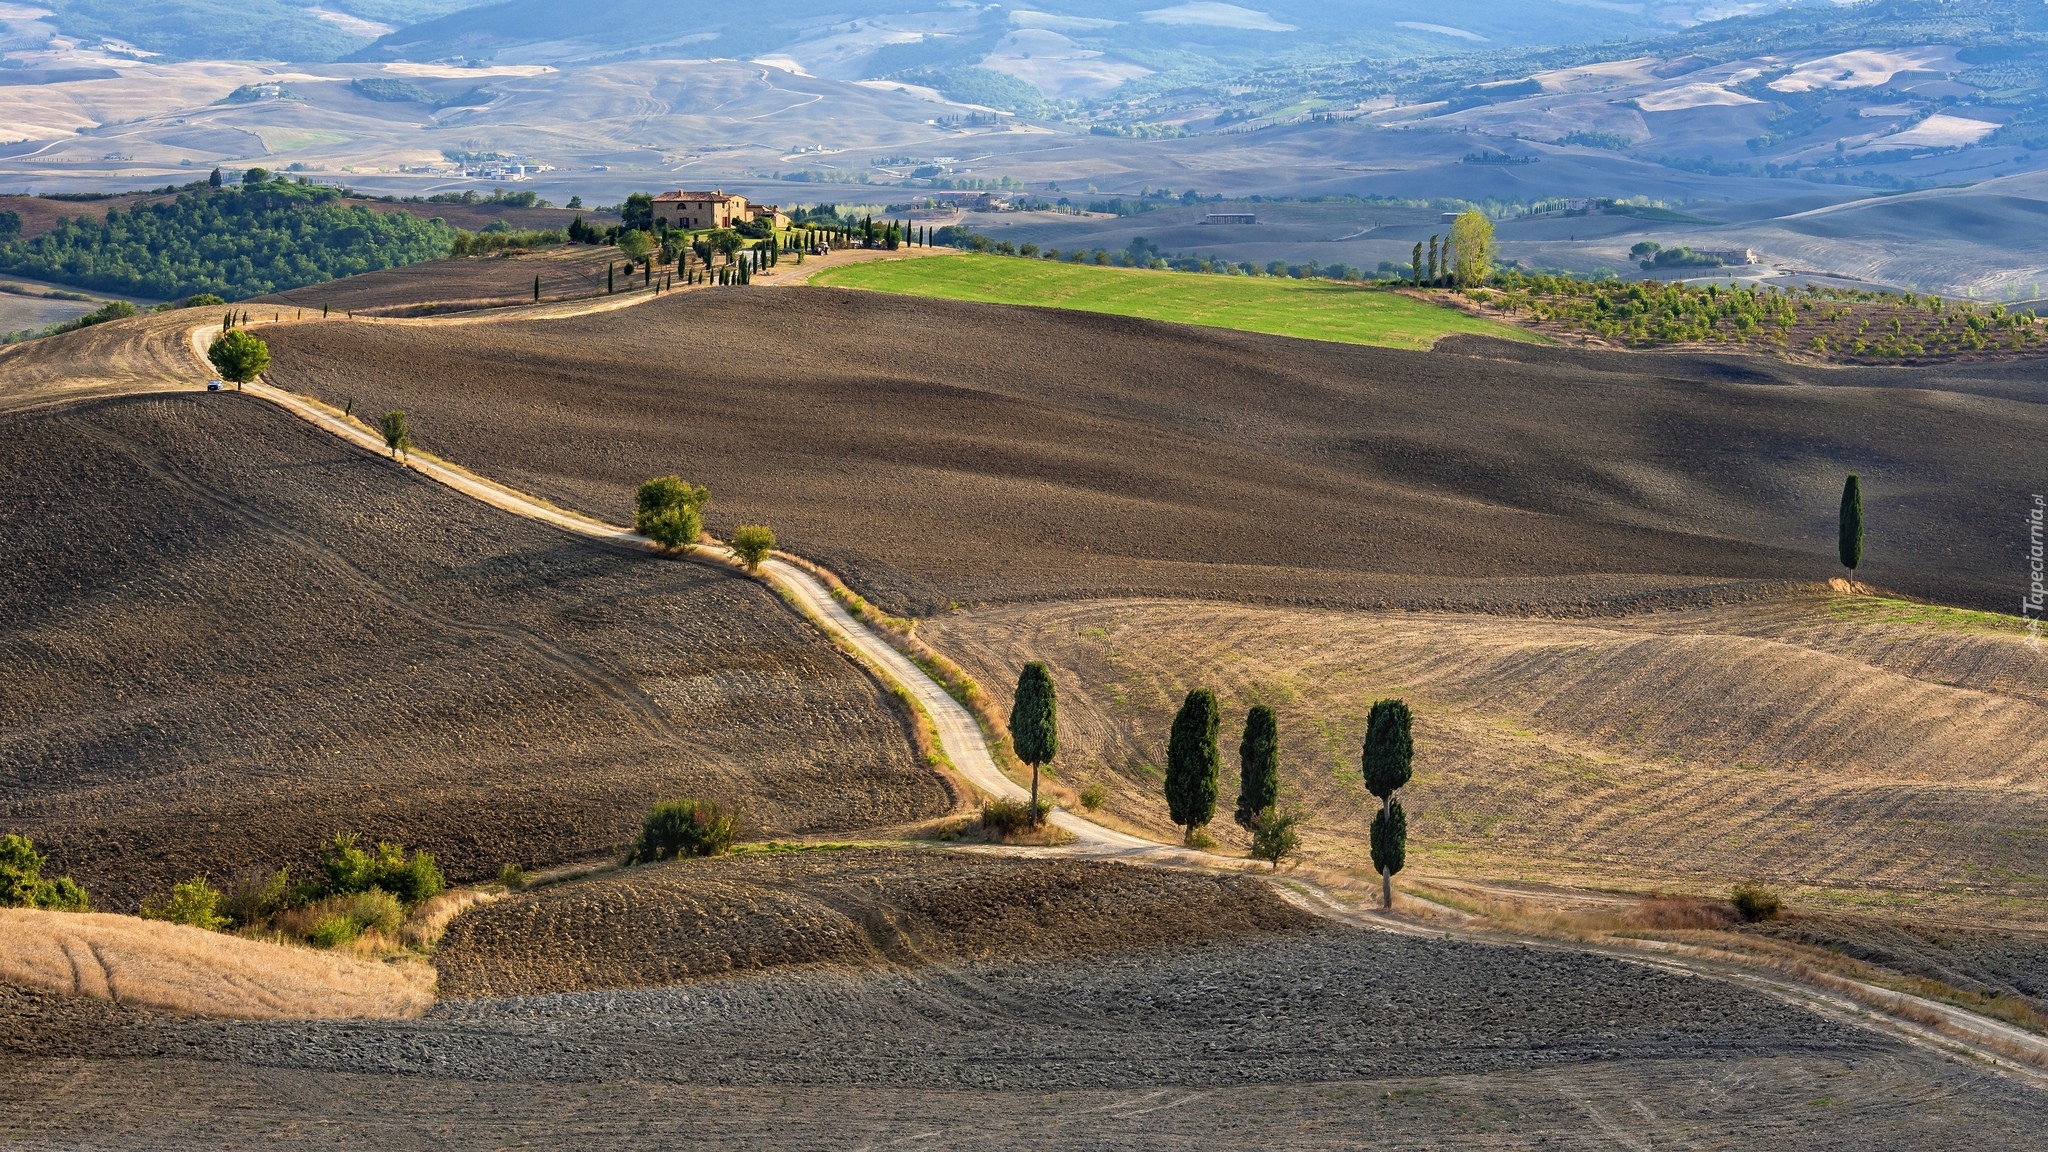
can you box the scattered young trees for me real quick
[1839,473,1864,578]
[1362,698,1414,908]
[378,409,411,460]
[635,475,710,551]
[1010,662,1058,826]
[730,524,775,571]
[1165,688,1220,844]
[206,329,269,390]
[1234,704,1279,830]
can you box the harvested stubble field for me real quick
[261,287,2046,617]
[922,588,2048,926]
[434,848,1313,997]
[0,391,947,908]
[254,246,626,317]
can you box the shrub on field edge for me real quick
[0,833,90,912]
[1732,883,1782,922]
[140,875,229,930]
[282,889,406,947]
[979,796,1054,836]
[630,799,739,863]
[1078,782,1108,811]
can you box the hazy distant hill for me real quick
[40,0,484,63]
[349,0,1812,87]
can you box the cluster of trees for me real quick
[1406,211,1495,289]
[0,174,454,300]
[0,833,89,911]
[3,826,444,950]
[449,227,568,256]
[1473,274,2042,359]
[629,475,774,569]
[1007,664,1417,900]
[1630,241,1724,269]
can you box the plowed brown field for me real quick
[259,288,2045,617]
[435,848,1315,997]
[255,246,633,317]
[923,589,2048,924]
[0,392,948,908]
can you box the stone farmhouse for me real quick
[651,190,789,231]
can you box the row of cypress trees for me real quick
[1009,663,1416,904]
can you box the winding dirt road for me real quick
[9,276,2047,1088]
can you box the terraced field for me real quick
[923,588,2048,923]
[0,391,947,907]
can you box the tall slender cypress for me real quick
[1839,474,1864,575]
[533,274,540,303]
[1235,705,1279,830]
[1362,698,1414,908]
[1166,689,1220,844]
[1010,663,1058,825]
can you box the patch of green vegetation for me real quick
[0,179,453,300]
[1824,595,2025,634]
[817,254,1537,351]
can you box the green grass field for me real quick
[812,253,1538,351]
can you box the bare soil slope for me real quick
[923,588,2048,923]
[0,392,947,908]
[434,848,1314,997]
[261,289,2045,616]
[254,246,629,316]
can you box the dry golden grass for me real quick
[922,586,2048,926]
[0,908,435,1020]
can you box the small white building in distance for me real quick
[651,190,788,230]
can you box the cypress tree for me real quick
[322,303,328,318]
[1412,241,1423,287]
[644,261,651,287]
[533,274,540,303]
[607,263,614,293]
[1010,662,1058,826]
[208,166,223,189]
[1165,689,1220,844]
[1235,705,1279,830]
[1362,698,1414,908]
[1839,474,1864,576]
[1427,236,1439,286]
[1371,799,1407,887]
